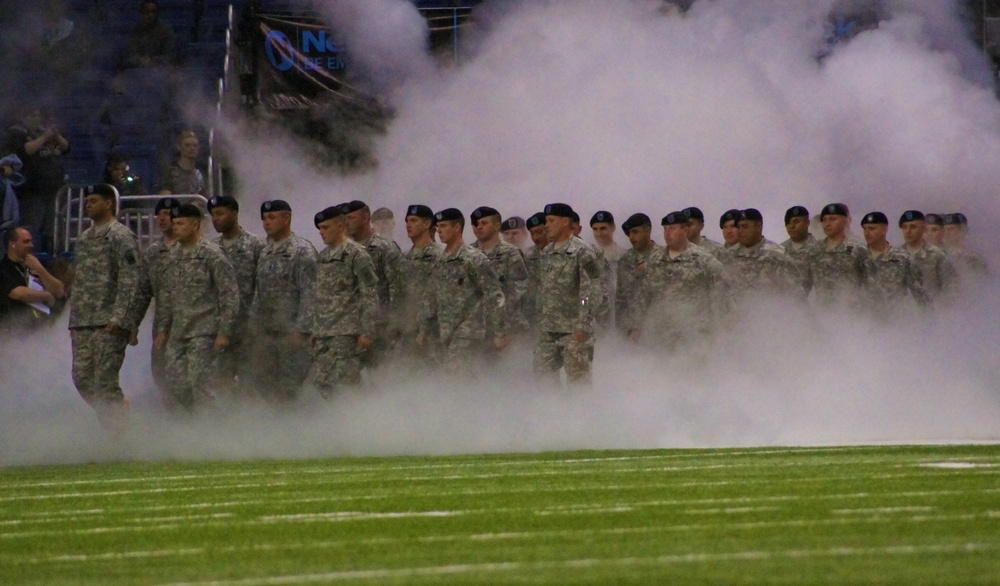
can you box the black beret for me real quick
[621,213,651,234]
[590,211,614,226]
[898,210,925,227]
[405,204,434,220]
[543,203,575,219]
[526,212,547,229]
[784,205,809,224]
[314,205,344,227]
[820,203,850,219]
[943,212,968,226]
[434,208,464,223]
[738,208,763,223]
[207,195,239,212]
[260,200,291,218]
[719,208,741,228]
[171,203,203,219]
[502,216,525,231]
[86,183,117,199]
[155,197,181,214]
[682,207,705,222]
[470,206,501,225]
[662,211,689,226]
[860,211,888,226]
[924,213,944,226]
[343,200,368,213]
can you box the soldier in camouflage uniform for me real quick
[534,203,603,386]
[521,212,548,328]
[780,206,819,292]
[251,200,317,404]
[806,203,867,307]
[471,206,528,340]
[135,196,179,409]
[309,205,379,397]
[860,212,929,318]
[628,212,729,349]
[500,216,530,252]
[943,213,989,278]
[898,210,958,304]
[615,213,659,337]
[590,211,621,265]
[570,211,612,332]
[924,213,946,247]
[154,204,240,412]
[725,209,804,301]
[207,196,264,397]
[68,184,143,434]
[417,208,507,375]
[715,208,741,262]
[393,204,442,367]
[682,206,723,254]
[345,200,401,370]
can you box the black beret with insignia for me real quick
[784,205,809,224]
[502,216,526,231]
[207,195,239,212]
[86,183,117,199]
[543,203,575,219]
[621,213,651,234]
[434,208,464,224]
[682,207,705,222]
[171,203,203,219]
[470,206,501,226]
[343,200,368,214]
[820,202,850,219]
[662,211,689,226]
[738,208,763,223]
[861,211,888,226]
[943,212,968,226]
[924,213,944,226]
[405,204,434,220]
[526,212,547,229]
[719,208,741,228]
[155,197,181,214]
[898,210,925,227]
[590,211,614,226]
[260,199,291,219]
[314,205,344,227]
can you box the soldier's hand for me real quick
[572,330,590,344]
[214,334,231,352]
[128,331,139,346]
[288,332,304,348]
[358,335,374,351]
[415,332,427,347]
[627,329,641,344]
[493,335,509,350]
[309,334,317,348]
[153,331,167,350]
[106,322,123,336]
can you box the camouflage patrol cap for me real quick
[470,206,501,226]
[207,195,239,212]
[434,208,464,224]
[343,200,368,214]
[526,212,547,229]
[170,203,203,219]
[719,208,740,228]
[943,213,968,226]
[924,213,944,226]
[738,208,763,223]
[860,211,888,226]
[682,207,705,222]
[784,205,809,224]
[662,211,688,226]
[502,216,526,231]
[260,199,291,219]
[590,211,614,226]
[621,213,651,234]
[155,197,181,214]
[405,204,434,220]
[820,203,849,219]
[543,203,575,219]
[314,205,344,227]
[86,183,117,199]
[898,210,925,227]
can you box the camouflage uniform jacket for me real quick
[862,246,929,315]
[419,244,505,342]
[636,245,730,337]
[904,241,957,301]
[538,237,602,334]
[945,246,988,278]
[214,229,264,326]
[694,236,723,254]
[252,233,317,334]
[807,238,867,305]
[311,239,378,338]
[358,232,401,325]
[394,242,442,337]
[157,239,240,339]
[135,237,175,333]
[713,244,738,263]
[725,238,803,300]
[473,239,528,332]
[68,220,143,330]
[522,245,544,325]
[781,234,820,292]
[615,243,660,335]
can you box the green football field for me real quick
[1,445,998,585]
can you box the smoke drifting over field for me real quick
[3,0,1000,465]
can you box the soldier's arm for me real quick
[293,246,317,334]
[355,251,380,339]
[577,247,602,332]
[906,258,931,307]
[383,242,402,309]
[112,233,144,331]
[474,256,507,337]
[213,251,241,337]
[133,250,154,331]
[506,249,529,306]
[939,255,960,299]
[154,252,173,335]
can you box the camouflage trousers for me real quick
[166,335,218,412]
[253,331,311,404]
[150,341,174,410]
[394,331,441,374]
[442,337,485,377]
[533,331,594,386]
[312,335,364,398]
[213,332,256,398]
[70,327,129,430]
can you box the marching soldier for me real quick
[716,208,741,261]
[615,213,659,337]
[394,204,442,367]
[943,212,988,277]
[137,196,179,408]
[860,212,928,318]
[807,203,867,306]
[725,208,803,300]
[898,210,957,303]
[471,206,528,339]
[522,212,548,327]
[682,206,723,254]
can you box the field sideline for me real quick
[1,445,998,585]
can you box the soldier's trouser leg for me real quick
[166,336,218,412]
[150,342,176,410]
[255,332,310,404]
[563,334,594,386]
[443,337,483,378]
[71,327,129,431]
[532,331,565,385]
[312,336,362,398]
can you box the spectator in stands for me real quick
[0,226,65,328]
[103,152,146,196]
[159,130,205,196]
[1,154,24,245]
[5,105,69,253]
[123,0,176,69]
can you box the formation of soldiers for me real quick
[65,183,989,432]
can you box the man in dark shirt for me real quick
[0,227,64,328]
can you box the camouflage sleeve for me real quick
[506,249,528,306]
[473,255,507,337]
[133,256,154,331]
[213,251,241,337]
[906,258,930,307]
[417,272,437,337]
[578,246,602,332]
[706,256,734,325]
[112,231,144,331]
[383,241,402,310]
[153,250,174,335]
[939,254,960,299]
[293,246,317,333]
[354,250,380,339]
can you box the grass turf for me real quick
[0,445,998,585]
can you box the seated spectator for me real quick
[5,105,69,253]
[0,226,65,328]
[103,152,147,196]
[122,0,176,69]
[159,130,205,195]
[1,154,24,244]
